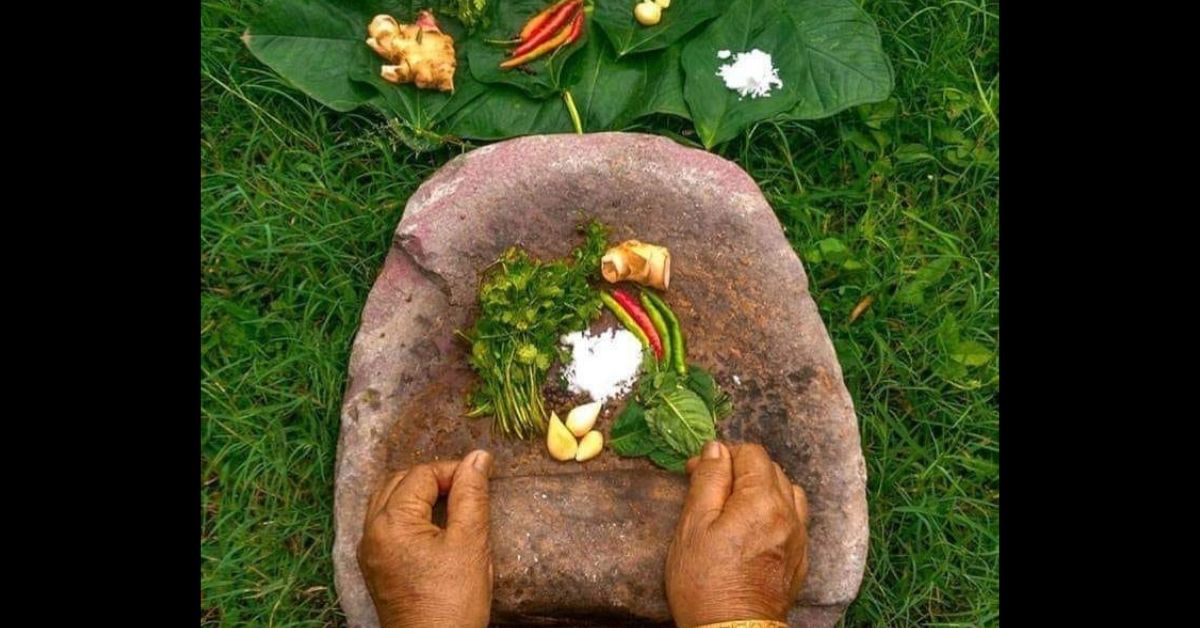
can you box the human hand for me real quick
[357,450,494,628]
[665,442,809,627]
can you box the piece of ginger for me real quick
[601,240,671,290]
[366,11,456,92]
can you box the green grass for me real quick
[201,0,999,625]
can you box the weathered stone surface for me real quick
[334,132,867,627]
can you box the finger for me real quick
[773,463,796,511]
[383,461,460,525]
[367,469,409,520]
[773,463,790,491]
[792,484,809,525]
[796,547,810,590]
[792,489,810,596]
[728,443,778,498]
[685,455,700,474]
[721,444,784,521]
[372,461,460,518]
[680,441,732,526]
[790,482,810,596]
[446,450,493,543]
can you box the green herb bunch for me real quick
[439,0,490,30]
[462,221,608,438]
[609,351,732,472]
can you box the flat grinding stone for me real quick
[334,132,867,627]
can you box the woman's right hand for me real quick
[665,442,810,627]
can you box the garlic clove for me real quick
[547,412,578,461]
[634,1,662,26]
[575,430,604,462]
[565,400,602,438]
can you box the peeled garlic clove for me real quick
[547,412,578,461]
[565,400,602,438]
[575,430,604,462]
[634,1,662,26]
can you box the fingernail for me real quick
[703,441,721,460]
[471,449,492,474]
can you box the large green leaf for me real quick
[243,0,384,111]
[681,0,802,149]
[620,43,689,123]
[246,0,482,125]
[565,31,639,130]
[465,0,587,99]
[782,0,894,119]
[594,0,724,57]
[682,0,892,148]
[564,34,689,130]
[440,84,573,139]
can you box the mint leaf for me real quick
[648,447,688,473]
[610,403,657,457]
[646,387,715,458]
[686,366,732,421]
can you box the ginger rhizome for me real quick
[366,11,456,92]
[601,240,671,290]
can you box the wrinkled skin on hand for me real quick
[666,442,810,627]
[358,450,494,628]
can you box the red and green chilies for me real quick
[602,286,689,375]
[501,0,585,70]
[600,291,651,351]
[642,290,687,376]
[609,288,664,361]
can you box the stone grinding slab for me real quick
[333,132,867,627]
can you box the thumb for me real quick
[681,441,732,527]
[446,449,493,542]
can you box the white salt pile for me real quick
[715,49,783,99]
[560,327,643,404]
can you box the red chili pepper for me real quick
[500,11,582,69]
[520,0,573,41]
[512,0,580,58]
[611,288,664,360]
[563,8,584,45]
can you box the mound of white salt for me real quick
[716,49,783,99]
[560,327,643,404]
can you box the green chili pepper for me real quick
[639,291,673,366]
[643,291,686,376]
[601,291,650,351]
